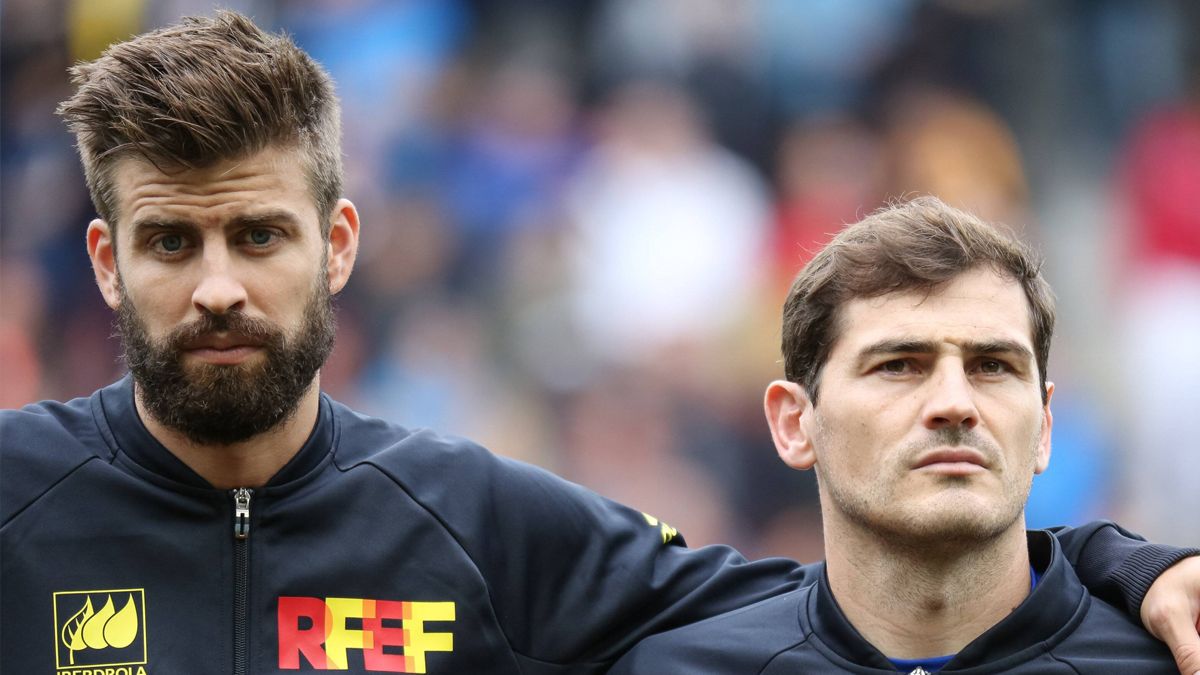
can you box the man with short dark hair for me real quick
[2,13,1198,675]
[611,197,1195,673]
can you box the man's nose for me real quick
[921,365,980,431]
[191,248,247,315]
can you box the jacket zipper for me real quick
[232,487,253,675]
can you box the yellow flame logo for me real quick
[60,594,139,665]
[641,512,678,543]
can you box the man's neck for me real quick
[134,382,321,489]
[824,514,1032,660]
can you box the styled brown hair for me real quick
[57,10,342,235]
[781,196,1055,404]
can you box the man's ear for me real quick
[764,380,818,471]
[87,219,121,309]
[326,198,359,294]
[1034,381,1054,474]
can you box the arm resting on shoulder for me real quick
[1052,520,1200,675]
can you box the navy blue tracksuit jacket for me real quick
[610,531,1178,673]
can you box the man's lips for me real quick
[182,332,263,350]
[183,345,263,365]
[181,335,265,364]
[911,447,990,474]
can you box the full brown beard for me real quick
[116,273,335,445]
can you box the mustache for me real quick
[167,311,284,350]
[905,427,1002,463]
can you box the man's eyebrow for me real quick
[129,217,197,236]
[859,339,939,358]
[227,210,301,229]
[962,339,1035,362]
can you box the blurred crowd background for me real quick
[3,0,1198,553]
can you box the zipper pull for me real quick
[232,488,253,540]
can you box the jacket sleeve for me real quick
[382,432,816,673]
[1050,520,1200,617]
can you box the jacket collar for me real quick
[802,531,1087,670]
[95,375,335,491]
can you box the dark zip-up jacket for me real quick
[609,531,1178,674]
[2,378,1194,674]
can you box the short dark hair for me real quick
[781,196,1056,404]
[57,10,342,236]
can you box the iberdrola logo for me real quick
[53,589,148,673]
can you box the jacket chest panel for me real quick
[3,473,520,674]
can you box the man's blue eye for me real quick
[249,229,273,245]
[160,234,184,252]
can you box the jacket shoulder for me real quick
[610,587,816,674]
[1,394,112,526]
[329,401,575,507]
[1049,595,1177,672]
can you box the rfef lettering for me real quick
[278,596,454,673]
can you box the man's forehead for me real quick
[832,269,1036,356]
[109,146,315,227]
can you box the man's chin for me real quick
[893,499,1021,546]
[142,384,299,446]
[838,488,1019,547]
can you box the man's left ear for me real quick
[326,198,359,294]
[1035,381,1054,475]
